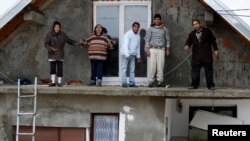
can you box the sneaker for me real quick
[208,87,215,90]
[58,83,63,87]
[188,85,198,89]
[48,83,56,87]
[96,82,102,87]
[122,84,128,88]
[129,84,137,88]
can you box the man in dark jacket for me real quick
[184,19,219,90]
[45,21,82,87]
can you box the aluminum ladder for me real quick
[16,77,38,141]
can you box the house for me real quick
[0,0,249,141]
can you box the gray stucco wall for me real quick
[0,0,250,88]
[1,94,165,141]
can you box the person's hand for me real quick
[184,45,189,51]
[112,40,117,45]
[146,48,150,57]
[126,55,130,60]
[79,39,84,45]
[137,58,141,63]
[51,47,57,52]
[166,49,170,56]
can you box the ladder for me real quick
[16,77,38,141]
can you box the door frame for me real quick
[93,1,152,85]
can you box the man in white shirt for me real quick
[120,22,141,87]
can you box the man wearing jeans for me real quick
[145,14,170,87]
[120,22,141,87]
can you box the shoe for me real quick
[122,84,128,88]
[148,82,154,88]
[157,82,164,87]
[48,83,56,87]
[96,82,102,87]
[129,84,137,88]
[88,81,96,86]
[58,83,63,87]
[188,85,197,89]
[208,87,215,90]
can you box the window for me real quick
[93,1,151,85]
[91,114,119,141]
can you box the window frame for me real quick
[93,1,152,86]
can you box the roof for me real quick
[0,0,32,29]
[203,0,250,41]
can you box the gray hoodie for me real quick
[145,24,170,48]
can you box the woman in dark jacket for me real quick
[45,21,82,87]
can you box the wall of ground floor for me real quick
[0,94,165,141]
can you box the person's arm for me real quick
[44,33,53,52]
[145,28,152,49]
[208,29,219,57]
[164,28,170,56]
[184,33,193,51]
[123,33,130,58]
[65,33,80,46]
[106,36,114,50]
[145,28,152,57]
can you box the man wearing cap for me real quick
[145,14,170,87]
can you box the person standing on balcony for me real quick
[85,24,113,87]
[120,22,141,88]
[145,14,170,87]
[45,21,83,87]
[184,19,219,90]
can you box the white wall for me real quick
[165,99,250,138]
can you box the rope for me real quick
[163,53,192,76]
[0,72,16,84]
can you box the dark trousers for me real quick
[191,62,215,88]
[50,61,63,77]
[90,60,105,82]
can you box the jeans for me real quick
[121,55,136,85]
[90,60,105,83]
[50,60,63,77]
[191,62,215,88]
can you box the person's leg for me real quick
[129,56,136,86]
[190,63,202,88]
[156,49,165,87]
[49,61,56,86]
[90,60,97,85]
[203,62,215,89]
[96,60,104,86]
[121,55,129,87]
[148,48,157,86]
[57,61,63,86]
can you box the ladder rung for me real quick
[19,95,36,98]
[18,113,36,115]
[17,132,35,136]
